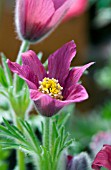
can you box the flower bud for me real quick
[66,153,91,170]
[15,0,74,43]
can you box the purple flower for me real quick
[66,153,90,170]
[7,41,94,117]
[15,0,74,42]
[92,144,111,170]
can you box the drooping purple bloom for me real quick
[66,153,90,170]
[15,0,74,42]
[7,41,94,117]
[92,144,111,170]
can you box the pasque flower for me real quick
[92,144,111,170]
[66,153,90,170]
[15,0,74,42]
[7,41,93,116]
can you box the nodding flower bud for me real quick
[15,0,74,43]
[66,153,91,170]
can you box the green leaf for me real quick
[0,66,8,88]
[37,52,43,60]
[0,119,41,156]
[0,87,8,97]
[55,104,75,128]
[0,99,9,111]
[43,59,48,68]
[14,76,25,92]
[19,119,40,153]
[1,53,13,86]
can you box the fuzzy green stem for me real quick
[15,117,26,170]
[16,40,30,64]
[17,150,26,170]
[42,117,52,170]
[14,40,30,93]
[43,117,51,151]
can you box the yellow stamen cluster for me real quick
[39,77,63,100]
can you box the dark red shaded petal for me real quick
[22,50,47,82]
[66,155,73,170]
[30,84,88,117]
[52,0,66,10]
[66,84,88,102]
[63,62,94,98]
[92,144,111,170]
[30,89,65,116]
[7,59,37,89]
[48,41,76,87]
[30,89,76,116]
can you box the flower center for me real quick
[39,77,63,100]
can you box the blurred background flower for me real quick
[90,131,111,156]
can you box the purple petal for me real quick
[48,0,75,27]
[30,89,61,116]
[22,50,47,82]
[92,144,111,170]
[30,84,88,116]
[7,59,37,89]
[65,84,88,102]
[63,62,94,98]
[48,41,76,87]
[16,0,55,41]
[52,0,67,10]
[66,155,73,170]
[30,89,74,116]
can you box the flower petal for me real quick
[66,153,91,170]
[30,89,74,116]
[30,84,87,116]
[7,59,37,89]
[92,145,111,170]
[22,50,47,82]
[52,0,66,10]
[63,62,94,98]
[48,0,75,27]
[48,41,76,87]
[65,84,88,102]
[16,0,55,41]
[30,89,62,116]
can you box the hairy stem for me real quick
[15,117,26,170]
[16,40,30,64]
[43,117,51,151]
[42,117,53,170]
